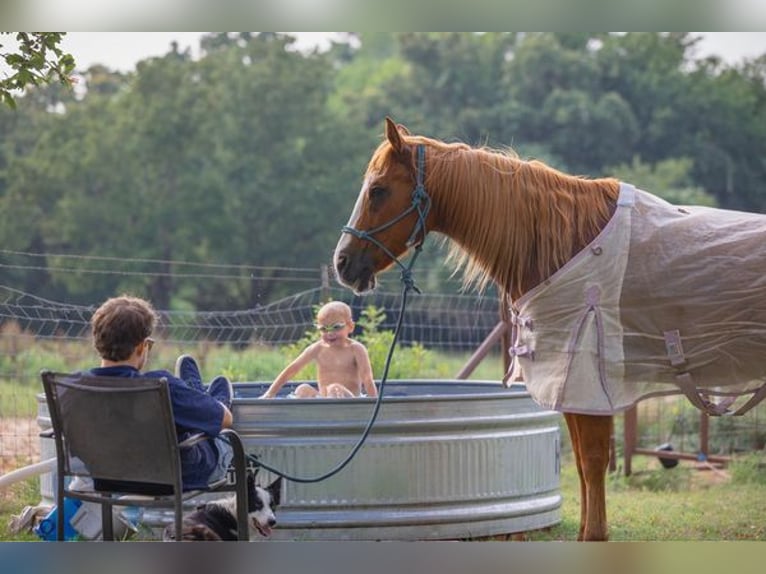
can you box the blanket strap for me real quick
[674,373,734,416]
[731,384,766,416]
[664,330,727,415]
[503,310,535,387]
[666,329,766,415]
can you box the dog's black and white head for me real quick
[165,473,283,541]
[248,473,281,537]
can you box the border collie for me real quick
[164,473,282,541]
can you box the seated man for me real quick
[87,295,233,490]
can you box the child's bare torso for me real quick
[315,340,362,396]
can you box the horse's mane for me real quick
[373,135,620,298]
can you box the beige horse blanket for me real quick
[506,183,766,416]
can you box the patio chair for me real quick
[40,370,249,541]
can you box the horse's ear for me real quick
[385,116,405,154]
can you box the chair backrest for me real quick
[41,371,182,489]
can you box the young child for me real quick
[260,301,377,399]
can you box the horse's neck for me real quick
[428,150,619,299]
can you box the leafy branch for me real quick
[1,32,75,108]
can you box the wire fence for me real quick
[0,273,504,474]
[2,252,766,476]
[0,284,501,349]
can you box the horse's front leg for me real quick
[563,412,587,540]
[564,413,613,541]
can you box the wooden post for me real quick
[700,412,709,460]
[320,264,330,302]
[623,406,637,476]
[455,321,508,379]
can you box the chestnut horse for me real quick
[334,118,627,541]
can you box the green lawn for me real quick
[524,452,766,541]
[3,452,765,542]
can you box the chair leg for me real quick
[102,500,114,541]
[174,503,183,543]
[231,436,250,542]
[56,482,65,541]
[223,429,249,541]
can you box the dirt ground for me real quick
[0,417,41,475]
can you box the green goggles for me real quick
[316,322,346,333]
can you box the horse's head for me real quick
[334,117,431,293]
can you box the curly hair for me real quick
[91,295,157,362]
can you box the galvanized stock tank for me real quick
[38,380,561,540]
[235,380,561,540]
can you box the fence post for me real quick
[455,321,508,379]
[700,412,709,460]
[623,406,637,476]
[320,264,330,302]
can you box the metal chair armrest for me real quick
[178,432,207,449]
[217,428,249,541]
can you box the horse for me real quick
[333,117,766,541]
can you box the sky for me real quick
[59,33,343,72]
[58,32,766,73]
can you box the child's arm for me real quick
[259,343,319,398]
[354,342,377,397]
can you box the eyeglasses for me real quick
[145,337,155,351]
[316,322,346,333]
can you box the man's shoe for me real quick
[208,376,234,409]
[174,354,204,391]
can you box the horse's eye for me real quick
[368,186,389,202]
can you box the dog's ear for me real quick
[247,471,255,490]
[268,476,282,506]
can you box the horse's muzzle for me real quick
[334,250,377,294]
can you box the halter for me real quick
[341,144,431,292]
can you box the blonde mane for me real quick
[375,135,620,298]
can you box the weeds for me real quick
[730,452,766,485]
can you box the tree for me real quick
[608,156,717,206]
[1,33,75,108]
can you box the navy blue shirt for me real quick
[88,365,226,490]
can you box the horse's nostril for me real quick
[336,253,348,273]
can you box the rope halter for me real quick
[341,144,430,292]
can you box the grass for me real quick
[523,451,766,541]
[4,452,766,542]
[1,476,42,542]
[3,320,764,542]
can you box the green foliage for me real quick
[204,344,288,383]
[0,33,75,108]
[355,304,430,379]
[2,32,766,308]
[730,452,766,485]
[612,466,693,493]
[526,454,766,541]
[0,476,40,542]
[608,156,718,205]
